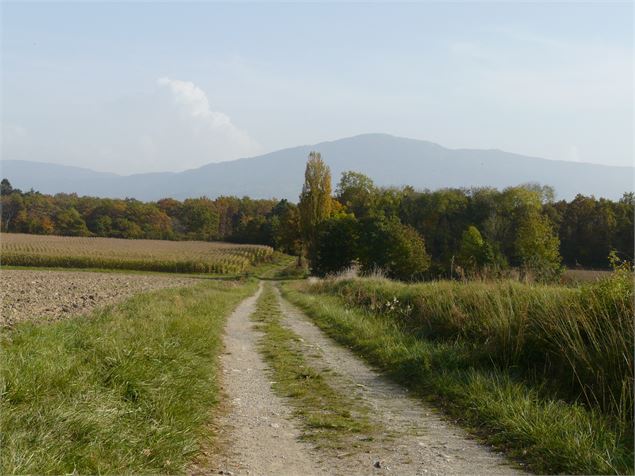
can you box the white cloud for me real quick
[1,79,262,174]
[158,77,229,124]
[156,77,258,152]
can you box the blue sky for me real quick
[2,2,632,173]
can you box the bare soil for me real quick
[0,269,197,328]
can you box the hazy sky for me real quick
[2,2,633,174]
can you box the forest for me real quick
[1,174,633,279]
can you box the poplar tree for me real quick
[298,152,332,259]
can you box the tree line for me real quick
[2,161,632,280]
[295,154,633,280]
[0,178,285,245]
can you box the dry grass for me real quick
[1,233,273,274]
[562,268,613,284]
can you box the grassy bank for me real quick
[252,283,373,448]
[282,276,634,474]
[307,271,634,422]
[0,279,256,474]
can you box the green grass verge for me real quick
[251,283,373,449]
[250,252,305,280]
[0,279,257,474]
[308,275,633,423]
[282,282,633,475]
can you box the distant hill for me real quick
[2,134,632,201]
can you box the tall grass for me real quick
[0,280,256,474]
[283,281,634,474]
[308,269,634,424]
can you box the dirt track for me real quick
[277,288,523,475]
[194,283,330,476]
[202,283,524,475]
[0,269,197,328]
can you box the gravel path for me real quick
[201,283,329,476]
[198,282,524,475]
[276,287,525,475]
[0,269,198,328]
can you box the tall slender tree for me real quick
[298,152,332,260]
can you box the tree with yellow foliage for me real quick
[298,152,333,260]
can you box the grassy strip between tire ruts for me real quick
[251,283,374,449]
[0,279,257,475]
[281,281,633,475]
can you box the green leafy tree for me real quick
[1,179,14,196]
[398,188,469,266]
[358,216,430,281]
[270,200,302,255]
[1,193,24,231]
[457,225,506,276]
[112,218,143,239]
[515,214,562,281]
[613,193,634,264]
[335,171,377,217]
[55,207,90,236]
[458,225,486,273]
[91,215,113,236]
[180,198,219,240]
[309,215,359,276]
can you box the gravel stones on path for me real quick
[194,283,329,476]
[1,269,198,328]
[198,282,525,475]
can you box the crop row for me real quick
[1,233,274,274]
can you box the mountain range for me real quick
[1,134,632,201]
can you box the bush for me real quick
[309,216,431,281]
[358,216,430,281]
[309,215,359,276]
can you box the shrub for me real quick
[308,216,431,281]
[309,215,359,276]
[358,216,430,281]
